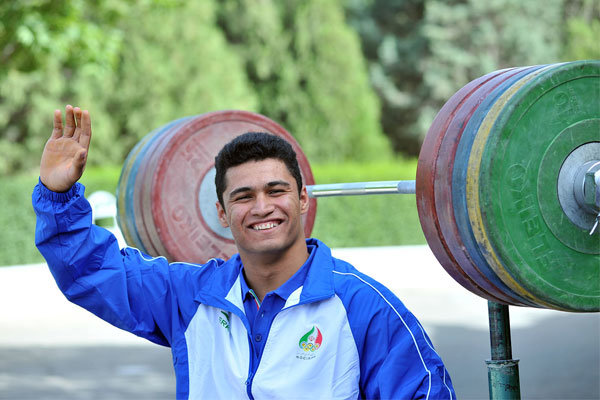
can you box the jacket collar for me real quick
[196,239,336,312]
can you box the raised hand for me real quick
[40,105,92,192]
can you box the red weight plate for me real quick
[151,110,317,263]
[416,68,513,303]
[136,119,193,259]
[133,119,187,259]
[435,66,541,307]
[118,118,190,253]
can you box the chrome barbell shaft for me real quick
[306,180,416,198]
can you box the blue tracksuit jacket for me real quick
[33,181,455,399]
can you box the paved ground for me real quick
[1,246,598,399]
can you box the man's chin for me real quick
[239,239,296,258]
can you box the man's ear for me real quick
[216,201,229,228]
[300,186,309,215]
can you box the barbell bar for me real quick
[306,180,416,198]
[115,60,600,312]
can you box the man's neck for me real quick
[240,241,309,302]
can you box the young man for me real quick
[33,105,455,399]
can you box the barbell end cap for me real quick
[398,180,416,194]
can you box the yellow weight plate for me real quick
[465,64,563,309]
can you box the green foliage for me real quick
[311,158,425,247]
[1,0,390,177]
[70,1,259,167]
[0,0,126,175]
[216,0,391,163]
[0,159,423,266]
[346,0,430,156]
[563,17,600,60]
[562,0,600,60]
[0,174,42,266]
[0,166,123,267]
[0,0,124,75]
[79,165,122,194]
[346,0,569,156]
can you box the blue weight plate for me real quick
[117,124,162,251]
[451,64,552,307]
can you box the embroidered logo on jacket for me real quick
[219,311,230,330]
[296,326,323,360]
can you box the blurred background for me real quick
[1,0,599,266]
[0,1,599,399]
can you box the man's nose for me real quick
[251,193,275,215]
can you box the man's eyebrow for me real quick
[228,186,252,199]
[228,181,292,199]
[266,180,291,188]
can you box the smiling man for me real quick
[33,106,456,399]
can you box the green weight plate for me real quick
[478,61,600,311]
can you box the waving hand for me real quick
[40,105,92,192]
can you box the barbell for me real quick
[116,60,600,312]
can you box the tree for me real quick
[562,0,600,60]
[0,1,258,173]
[0,0,125,174]
[217,0,391,163]
[346,0,429,156]
[75,1,258,166]
[346,0,566,156]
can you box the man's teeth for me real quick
[253,222,279,230]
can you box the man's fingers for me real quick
[72,107,83,141]
[51,110,63,139]
[64,105,76,137]
[79,110,92,150]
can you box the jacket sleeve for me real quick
[339,270,456,399]
[32,180,198,347]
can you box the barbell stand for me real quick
[487,301,521,399]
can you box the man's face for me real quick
[216,158,309,257]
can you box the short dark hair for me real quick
[214,132,303,207]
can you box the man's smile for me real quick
[251,220,282,231]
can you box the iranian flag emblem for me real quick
[299,326,323,353]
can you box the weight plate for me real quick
[435,66,542,307]
[151,110,317,263]
[117,133,150,250]
[475,60,600,311]
[130,118,192,257]
[135,119,190,259]
[455,64,559,309]
[417,67,514,302]
[117,117,191,252]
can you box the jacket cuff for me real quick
[37,178,82,203]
